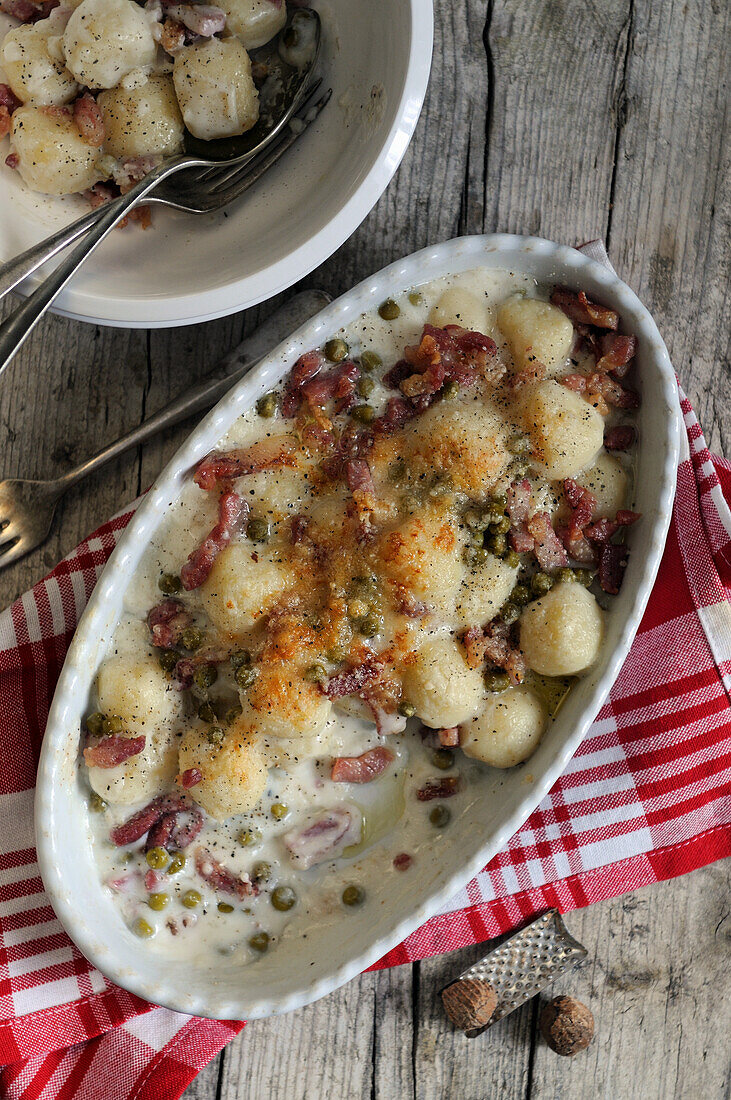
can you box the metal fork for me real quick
[0,84,330,308]
[0,288,330,571]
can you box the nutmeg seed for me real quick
[441,978,498,1032]
[539,995,594,1056]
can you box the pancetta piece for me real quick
[147,598,192,649]
[551,289,619,330]
[283,807,361,869]
[195,848,255,898]
[194,440,297,490]
[331,746,394,783]
[180,491,248,590]
[83,733,145,768]
[73,93,105,147]
[416,777,461,801]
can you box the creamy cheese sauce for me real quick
[87,266,637,963]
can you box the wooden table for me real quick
[1,0,728,1095]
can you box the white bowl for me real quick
[35,234,680,1019]
[0,0,433,328]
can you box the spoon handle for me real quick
[55,289,330,491]
[0,206,103,305]
[0,156,188,380]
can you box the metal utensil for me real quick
[0,288,330,570]
[0,82,330,306]
[0,7,322,376]
[442,909,588,1038]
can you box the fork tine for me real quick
[0,524,19,548]
[0,537,27,569]
[206,88,332,203]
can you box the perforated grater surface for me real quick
[444,909,588,1037]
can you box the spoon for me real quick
[0,6,321,372]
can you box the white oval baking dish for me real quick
[35,234,680,1019]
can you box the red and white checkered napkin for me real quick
[1,416,730,1099]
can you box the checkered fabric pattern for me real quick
[0,285,729,1099]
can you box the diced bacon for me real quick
[83,733,145,768]
[599,542,628,594]
[144,869,164,891]
[564,478,597,538]
[373,395,416,435]
[346,458,376,515]
[510,526,535,554]
[331,746,394,783]
[596,332,637,376]
[0,0,58,21]
[283,806,360,869]
[526,512,569,570]
[416,777,461,800]
[194,847,255,898]
[163,2,225,35]
[179,767,203,788]
[145,813,176,851]
[301,359,359,413]
[588,372,640,409]
[506,478,532,524]
[0,84,22,113]
[382,359,413,390]
[180,491,249,590]
[73,92,105,146]
[559,527,596,565]
[147,598,192,649]
[324,657,382,699]
[395,587,430,618]
[393,852,413,871]
[194,438,296,490]
[604,425,636,451]
[5,152,19,170]
[466,619,526,685]
[173,649,225,690]
[109,795,186,846]
[561,373,588,393]
[551,288,619,330]
[461,625,489,670]
[108,872,137,892]
[282,349,324,416]
[583,517,619,543]
[509,361,546,391]
[438,727,460,747]
[83,181,117,210]
[40,104,71,119]
[170,805,204,849]
[616,509,641,527]
[112,155,161,194]
[290,514,311,544]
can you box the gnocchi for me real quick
[520,581,604,676]
[179,721,267,820]
[98,75,184,160]
[63,0,156,89]
[10,105,103,194]
[460,687,546,767]
[173,37,259,141]
[523,379,604,479]
[201,542,295,636]
[429,286,490,334]
[402,637,485,729]
[2,22,78,106]
[217,0,287,49]
[497,295,574,374]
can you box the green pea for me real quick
[88,791,108,813]
[575,569,594,587]
[198,701,216,723]
[487,533,508,557]
[324,337,349,363]
[271,885,297,912]
[104,714,125,734]
[507,434,530,455]
[217,901,234,913]
[158,650,178,674]
[305,663,328,683]
[206,725,225,746]
[256,392,278,418]
[531,571,554,595]
[510,584,531,606]
[167,853,186,874]
[463,545,489,567]
[247,517,270,543]
[249,932,270,953]
[225,703,243,724]
[358,615,381,638]
[350,404,375,424]
[133,917,154,938]
[556,567,575,585]
[326,645,347,665]
[378,298,400,321]
[253,861,272,882]
[146,847,169,870]
[504,550,520,569]
[342,885,365,907]
[360,350,382,372]
[493,493,508,511]
[192,664,218,695]
[148,892,169,911]
[491,515,511,535]
[429,805,451,828]
[237,828,262,847]
[511,459,530,479]
[484,670,511,693]
[271,803,288,820]
[230,650,251,669]
[388,458,407,483]
[357,375,375,398]
[432,748,454,770]
[501,601,520,625]
[442,380,460,399]
[398,700,416,718]
[181,889,202,908]
[158,572,182,595]
[180,627,203,651]
[463,508,488,532]
[86,712,107,737]
[408,290,424,306]
[235,664,258,690]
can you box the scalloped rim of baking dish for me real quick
[35,234,680,1019]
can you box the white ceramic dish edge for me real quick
[7,0,434,329]
[35,234,681,1019]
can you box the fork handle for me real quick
[0,205,103,305]
[0,156,190,381]
[54,289,330,491]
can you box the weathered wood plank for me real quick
[606,0,730,457]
